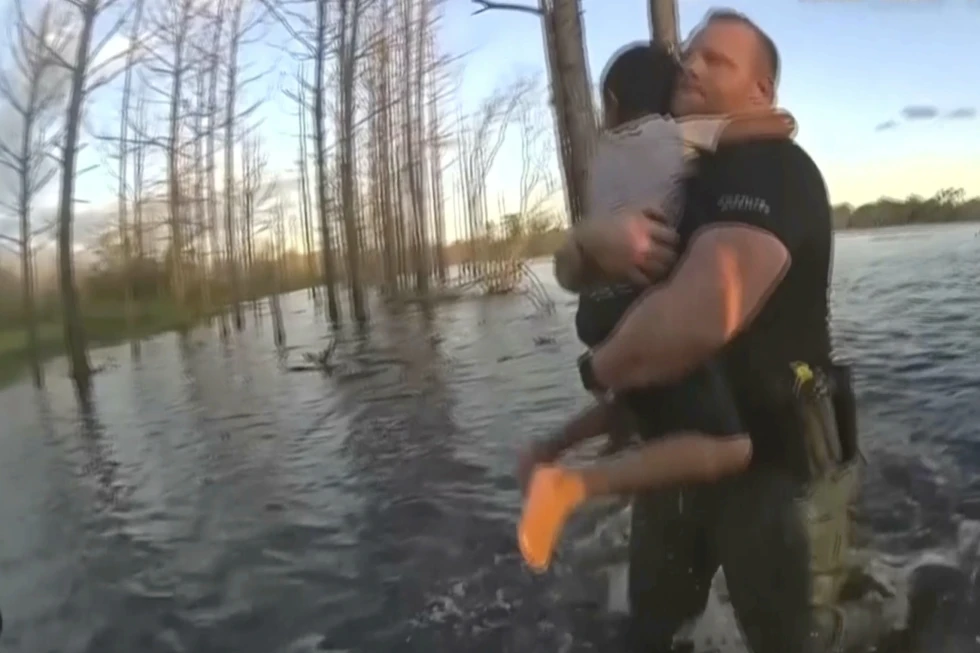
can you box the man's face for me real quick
[672,20,768,117]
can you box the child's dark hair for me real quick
[600,41,679,126]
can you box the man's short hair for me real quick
[699,9,780,87]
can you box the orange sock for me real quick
[518,465,587,573]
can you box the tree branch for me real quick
[471,0,542,17]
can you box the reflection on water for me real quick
[1,224,980,652]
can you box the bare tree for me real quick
[452,78,528,285]
[292,65,318,300]
[268,193,286,347]
[649,0,679,50]
[0,0,71,387]
[239,127,275,288]
[365,0,398,294]
[471,0,596,225]
[143,0,199,309]
[190,60,210,315]
[202,0,228,335]
[222,0,248,329]
[263,0,344,325]
[49,0,134,396]
[312,0,342,324]
[131,89,149,263]
[397,0,427,294]
[425,31,448,284]
[515,77,554,220]
[115,0,146,349]
[336,0,367,321]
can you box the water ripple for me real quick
[1,224,979,652]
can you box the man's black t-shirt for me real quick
[681,139,834,477]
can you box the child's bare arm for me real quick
[718,109,796,144]
[678,109,796,157]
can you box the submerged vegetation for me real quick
[0,0,571,392]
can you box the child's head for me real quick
[600,41,679,129]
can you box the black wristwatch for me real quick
[578,351,607,395]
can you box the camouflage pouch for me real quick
[789,363,861,605]
[802,458,862,609]
[791,362,888,651]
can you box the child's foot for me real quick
[518,465,587,572]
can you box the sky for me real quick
[442,0,980,207]
[12,0,980,247]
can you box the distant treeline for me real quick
[832,187,979,230]
[0,214,568,326]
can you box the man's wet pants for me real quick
[627,365,869,653]
[627,467,815,653]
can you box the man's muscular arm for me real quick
[592,224,790,388]
[590,144,815,390]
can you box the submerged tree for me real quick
[51,0,133,397]
[0,1,72,387]
[336,0,367,321]
[471,0,596,225]
[115,0,146,352]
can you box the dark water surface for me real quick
[2,224,980,653]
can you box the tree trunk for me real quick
[295,71,317,299]
[205,0,228,336]
[540,0,596,225]
[338,0,367,321]
[19,180,41,387]
[313,0,341,325]
[117,0,144,352]
[57,0,97,397]
[649,0,679,49]
[224,0,245,330]
[426,33,446,284]
[165,0,190,308]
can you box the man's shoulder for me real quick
[699,139,829,212]
[708,138,819,178]
[679,137,831,248]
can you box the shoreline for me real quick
[3,221,978,390]
[0,307,202,390]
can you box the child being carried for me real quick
[517,41,797,573]
[578,41,796,456]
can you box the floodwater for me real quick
[1,224,980,653]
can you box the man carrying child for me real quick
[517,10,880,653]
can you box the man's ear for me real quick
[755,75,775,104]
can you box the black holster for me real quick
[828,362,859,464]
[791,361,860,480]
